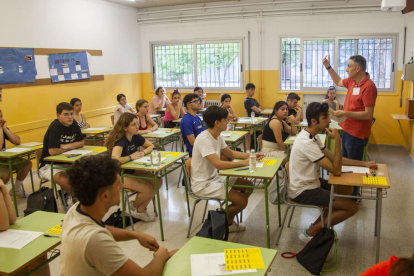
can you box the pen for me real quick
[235,168,249,171]
[43,234,60,238]
[366,172,369,177]
[342,171,353,173]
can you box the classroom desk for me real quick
[391,114,414,151]
[261,109,273,117]
[297,119,342,130]
[0,211,65,276]
[120,151,189,241]
[142,128,182,151]
[162,236,277,276]
[81,126,112,145]
[327,164,390,263]
[0,143,43,216]
[43,146,107,212]
[157,108,206,114]
[233,117,268,151]
[219,157,283,248]
[284,134,326,162]
[222,131,248,151]
[150,113,162,124]
[172,116,204,124]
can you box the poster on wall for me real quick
[0,48,37,84]
[48,51,91,83]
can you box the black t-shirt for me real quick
[263,118,290,143]
[244,98,262,117]
[40,119,83,167]
[2,128,10,148]
[114,134,146,157]
[288,108,297,117]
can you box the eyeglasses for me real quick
[189,100,199,104]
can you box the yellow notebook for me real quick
[45,223,62,235]
[363,176,387,185]
[224,248,265,271]
[161,152,180,157]
[263,159,276,166]
[91,147,107,152]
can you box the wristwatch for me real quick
[128,155,132,161]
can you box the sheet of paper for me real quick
[64,150,92,155]
[221,133,232,137]
[0,229,43,249]
[288,136,297,140]
[87,127,106,131]
[63,68,69,74]
[45,223,62,235]
[255,162,264,168]
[58,75,65,81]
[76,65,81,71]
[341,166,370,174]
[20,142,43,147]
[82,73,88,78]
[132,157,167,163]
[151,130,171,134]
[191,253,256,276]
[329,108,346,123]
[225,248,265,270]
[4,147,29,153]
[49,68,57,76]
[71,73,78,80]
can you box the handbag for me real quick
[282,228,338,275]
[196,208,229,241]
[24,187,57,216]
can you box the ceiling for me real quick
[103,0,234,9]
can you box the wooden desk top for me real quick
[222,131,248,143]
[391,114,414,121]
[261,109,273,115]
[141,128,180,139]
[297,120,342,130]
[219,157,283,180]
[121,151,188,172]
[328,164,390,189]
[173,116,203,123]
[0,144,43,159]
[234,117,268,126]
[81,126,112,135]
[284,133,326,146]
[43,146,107,163]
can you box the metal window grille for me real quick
[196,42,241,88]
[338,39,356,80]
[153,44,194,88]
[303,39,335,88]
[281,38,300,90]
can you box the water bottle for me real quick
[151,149,161,167]
[251,111,255,124]
[249,149,256,173]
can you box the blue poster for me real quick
[0,48,37,84]
[48,51,91,83]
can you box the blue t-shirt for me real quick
[180,113,204,153]
[114,134,146,157]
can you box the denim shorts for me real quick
[291,178,333,207]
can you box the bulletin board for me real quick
[0,48,37,84]
[48,51,90,83]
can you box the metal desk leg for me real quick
[327,184,335,228]
[276,171,281,226]
[264,179,270,248]
[121,170,126,229]
[9,159,18,216]
[155,173,164,241]
[182,164,191,217]
[375,196,378,237]
[161,143,169,191]
[253,127,257,151]
[225,177,230,218]
[243,137,246,152]
[29,169,34,192]
[376,188,383,263]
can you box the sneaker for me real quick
[299,229,313,243]
[9,188,30,198]
[228,222,246,233]
[131,209,155,222]
[129,201,137,211]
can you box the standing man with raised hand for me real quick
[323,54,377,197]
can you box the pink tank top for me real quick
[164,104,176,122]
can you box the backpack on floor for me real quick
[24,187,58,216]
[196,208,229,241]
[104,208,141,228]
[269,167,287,205]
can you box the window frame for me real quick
[280,34,398,93]
[151,38,244,91]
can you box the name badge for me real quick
[352,87,360,95]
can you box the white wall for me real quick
[0,0,141,78]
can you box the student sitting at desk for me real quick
[106,113,161,222]
[191,106,264,233]
[323,86,340,111]
[180,93,204,157]
[244,83,261,117]
[289,102,377,243]
[70,98,90,129]
[286,92,303,125]
[194,86,206,109]
[0,110,32,197]
[114,94,136,125]
[136,99,159,135]
[262,101,296,159]
[148,86,170,115]
[61,154,176,276]
[39,102,84,199]
[164,89,186,128]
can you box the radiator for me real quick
[205,100,220,107]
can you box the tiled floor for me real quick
[8,145,414,275]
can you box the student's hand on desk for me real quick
[256,153,265,160]
[147,127,154,133]
[241,159,250,167]
[137,232,159,251]
[130,151,144,160]
[85,123,91,128]
[332,110,346,118]
[365,161,378,170]
[325,128,340,140]
[153,247,172,261]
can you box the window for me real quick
[152,40,243,89]
[281,36,396,92]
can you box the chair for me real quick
[110,115,114,126]
[35,149,48,189]
[122,188,158,231]
[275,162,325,245]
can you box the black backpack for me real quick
[104,208,141,228]
[196,208,229,241]
[24,187,58,216]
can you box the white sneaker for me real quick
[129,201,137,211]
[299,229,313,243]
[228,222,246,233]
[9,188,30,198]
[131,209,155,222]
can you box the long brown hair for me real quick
[136,99,148,113]
[105,113,137,153]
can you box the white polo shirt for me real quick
[289,129,326,199]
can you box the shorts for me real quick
[39,164,70,181]
[191,176,238,200]
[0,158,30,179]
[291,178,333,207]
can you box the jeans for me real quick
[342,131,368,197]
